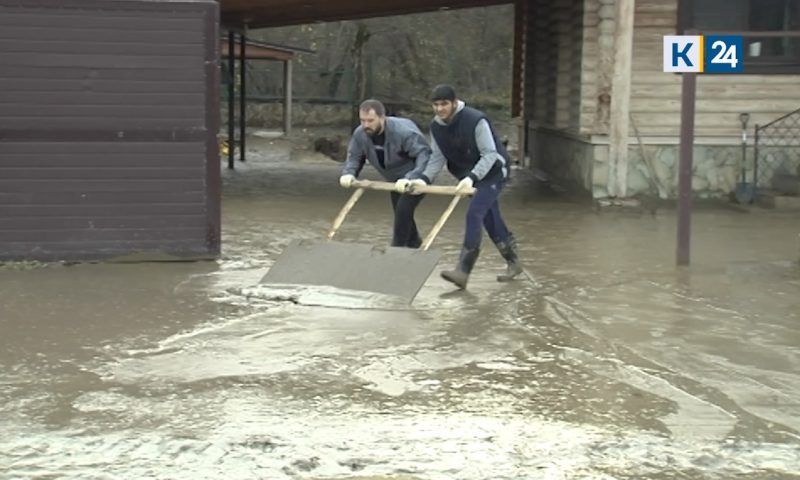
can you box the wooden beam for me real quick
[511,0,525,118]
[239,31,247,162]
[227,29,235,170]
[283,59,292,134]
[221,0,513,29]
[607,0,635,197]
[219,41,294,61]
[677,72,696,266]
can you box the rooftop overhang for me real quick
[220,0,513,29]
[219,38,313,60]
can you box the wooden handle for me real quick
[350,179,475,196]
[327,188,365,240]
[421,194,464,251]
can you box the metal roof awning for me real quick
[220,0,511,29]
[219,38,313,61]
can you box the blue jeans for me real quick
[463,179,510,250]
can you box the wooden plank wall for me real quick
[524,0,584,131]
[579,0,615,135]
[583,0,800,139]
[0,0,220,261]
[556,0,584,129]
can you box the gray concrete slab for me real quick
[261,240,441,303]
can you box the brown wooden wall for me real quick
[628,0,800,138]
[0,0,220,261]
[580,0,800,139]
[523,0,584,132]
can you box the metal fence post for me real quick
[677,71,696,266]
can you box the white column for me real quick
[607,0,635,197]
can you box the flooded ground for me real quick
[1,135,799,479]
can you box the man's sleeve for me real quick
[342,133,365,177]
[401,128,436,183]
[469,119,504,182]
[419,134,446,183]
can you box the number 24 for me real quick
[711,40,738,68]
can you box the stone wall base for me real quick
[529,126,752,199]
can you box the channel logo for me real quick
[663,35,743,73]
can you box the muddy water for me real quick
[1,141,799,479]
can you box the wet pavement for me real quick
[1,136,800,479]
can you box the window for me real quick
[679,0,800,73]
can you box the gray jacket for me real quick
[343,117,439,183]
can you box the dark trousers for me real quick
[463,179,510,250]
[389,192,425,248]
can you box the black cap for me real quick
[431,84,456,102]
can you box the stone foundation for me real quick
[623,144,744,199]
[530,125,755,199]
[529,127,595,195]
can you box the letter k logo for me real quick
[672,43,693,67]
[663,36,702,72]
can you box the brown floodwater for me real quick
[1,138,799,479]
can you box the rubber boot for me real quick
[440,247,480,289]
[390,231,421,249]
[495,235,523,282]
[406,234,422,249]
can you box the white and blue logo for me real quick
[663,35,743,73]
[704,35,743,73]
[663,35,703,72]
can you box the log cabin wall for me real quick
[524,0,800,198]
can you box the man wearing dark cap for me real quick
[340,99,441,248]
[427,84,523,288]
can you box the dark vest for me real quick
[430,106,509,182]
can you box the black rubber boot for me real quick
[406,234,422,249]
[390,232,421,249]
[495,235,523,282]
[440,247,480,289]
